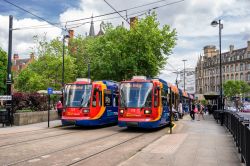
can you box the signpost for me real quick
[47,88,53,128]
[0,95,12,101]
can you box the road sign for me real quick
[0,95,12,101]
[47,88,53,95]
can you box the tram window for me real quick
[99,91,102,106]
[92,95,96,107]
[154,87,159,107]
[114,95,118,107]
[104,93,112,106]
[92,89,98,107]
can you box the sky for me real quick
[0,0,250,84]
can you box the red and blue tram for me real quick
[62,78,119,126]
[118,76,171,128]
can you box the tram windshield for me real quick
[120,82,153,108]
[65,84,92,107]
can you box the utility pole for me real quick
[182,60,187,91]
[6,15,13,125]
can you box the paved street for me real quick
[0,115,243,166]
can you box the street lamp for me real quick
[211,20,223,110]
[182,59,187,91]
[62,34,70,88]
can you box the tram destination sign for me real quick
[0,95,12,101]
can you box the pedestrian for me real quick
[178,101,183,119]
[190,101,195,120]
[198,102,205,120]
[56,100,63,118]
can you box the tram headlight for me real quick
[82,109,89,113]
[120,109,124,114]
[144,110,152,114]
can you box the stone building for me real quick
[195,41,250,95]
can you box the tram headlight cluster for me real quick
[82,109,89,113]
[119,109,124,114]
[144,110,152,114]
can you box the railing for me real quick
[214,110,250,166]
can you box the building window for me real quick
[248,52,250,58]
[240,64,244,71]
[231,74,234,80]
[227,75,229,80]
[248,73,250,81]
[226,66,229,73]
[240,73,244,80]
[235,74,239,80]
[248,63,250,70]
[230,65,234,72]
[235,64,239,72]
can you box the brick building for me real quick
[195,41,250,95]
[12,53,35,73]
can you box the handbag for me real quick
[194,108,198,113]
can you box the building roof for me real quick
[13,58,30,65]
[89,16,95,36]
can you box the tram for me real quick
[118,76,172,128]
[62,78,119,126]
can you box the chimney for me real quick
[229,45,234,53]
[13,53,19,60]
[68,30,74,39]
[248,41,250,48]
[130,17,138,29]
[30,52,35,60]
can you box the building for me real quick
[195,41,250,96]
[12,53,35,73]
[178,68,195,94]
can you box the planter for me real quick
[14,110,59,126]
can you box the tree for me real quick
[15,38,77,92]
[223,80,250,98]
[0,47,7,94]
[73,13,176,81]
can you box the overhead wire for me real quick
[3,0,66,31]
[11,0,184,31]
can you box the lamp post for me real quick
[62,34,70,88]
[182,59,187,91]
[211,20,223,110]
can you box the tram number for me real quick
[107,110,117,116]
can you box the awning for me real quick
[168,83,179,94]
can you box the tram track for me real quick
[6,131,121,166]
[66,129,167,166]
[66,133,146,166]
[0,125,120,149]
[0,130,79,149]
[0,127,66,140]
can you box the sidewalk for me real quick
[0,120,61,135]
[119,115,243,166]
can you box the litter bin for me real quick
[0,109,9,127]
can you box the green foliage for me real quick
[15,13,176,92]
[201,99,208,105]
[0,47,7,94]
[223,80,250,98]
[72,13,177,81]
[15,38,77,92]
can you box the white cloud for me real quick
[1,0,250,83]
[0,15,62,58]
